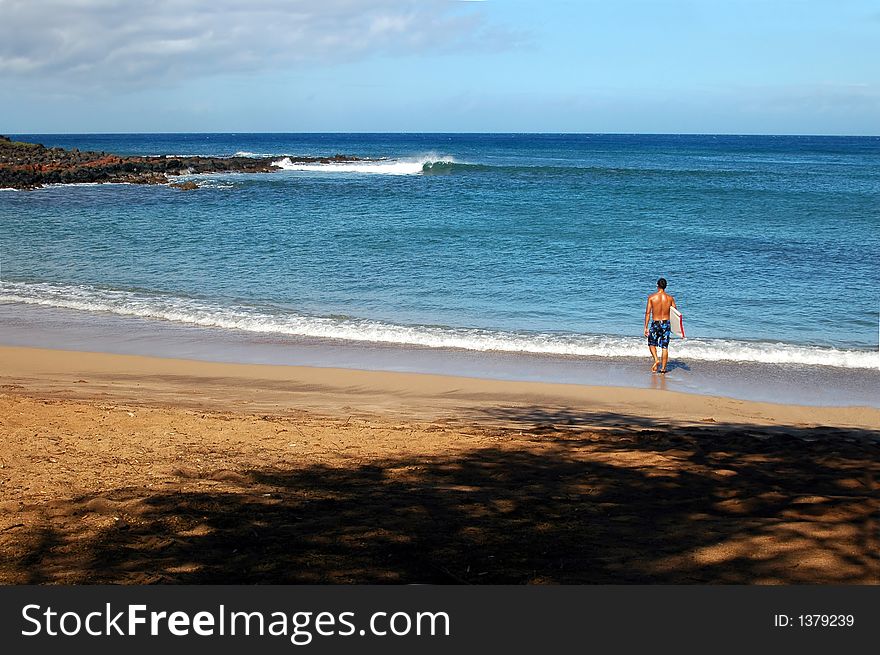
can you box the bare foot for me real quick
[659,368,668,374]
[651,360,659,373]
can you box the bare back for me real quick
[647,291,675,321]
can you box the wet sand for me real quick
[1,345,878,584]
[2,302,878,408]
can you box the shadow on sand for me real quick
[7,406,879,584]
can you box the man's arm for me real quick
[670,295,677,308]
[644,298,652,336]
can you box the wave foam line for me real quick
[269,157,763,177]
[1,281,876,370]
[275,158,780,178]
[273,154,455,176]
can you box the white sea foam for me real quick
[4,182,138,191]
[1,281,876,370]
[45,182,136,188]
[170,179,235,189]
[142,154,205,160]
[272,153,452,175]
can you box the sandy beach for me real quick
[0,344,877,584]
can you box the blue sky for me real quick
[2,0,878,134]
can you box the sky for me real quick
[1,0,878,134]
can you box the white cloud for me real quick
[0,0,513,89]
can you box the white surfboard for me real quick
[670,306,685,338]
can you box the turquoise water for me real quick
[1,133,878,371]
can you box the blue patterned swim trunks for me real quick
[648,320,671,349]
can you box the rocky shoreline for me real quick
[0,135,365,189]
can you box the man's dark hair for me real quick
[657,278,667,290]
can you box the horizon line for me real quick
[6,130,880,139]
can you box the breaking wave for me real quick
[1,281,876,370]
[273,154,455,175]
[269,155,774,178]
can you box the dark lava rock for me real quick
[170,180,199,191]
[0,135,370,190]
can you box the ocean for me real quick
[1,133,878,405]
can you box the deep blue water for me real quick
[1,133,878,369]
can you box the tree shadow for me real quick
[4,407,878,585]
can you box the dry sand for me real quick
[1,345,878,584]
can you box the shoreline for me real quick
[2,345,878,429]
[0,301,877,409]
[0,135,367,189]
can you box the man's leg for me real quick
[660,347,668,372]
[649,345,659,372]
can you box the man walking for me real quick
[644,277,676,373]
